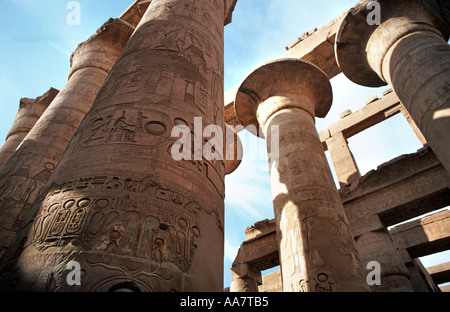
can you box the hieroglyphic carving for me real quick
[31,188,201,273]
[94,20,223,121]
[80,107,171,148]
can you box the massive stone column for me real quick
[0,0,237,292]
[0,88,59,169]
[0,19,134,259]
[234,59,369,292]
[355,229,413,292]
[335,0,450,176]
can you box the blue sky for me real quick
[0,0,448,290]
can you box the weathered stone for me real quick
[355,229,413,292]
[234,59,369,292]
[0,0,236,292]
[335,0,450,176]
[0,88,59,169]
[0,19,134,259]
[230,259,261,292]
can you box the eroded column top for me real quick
[335,0,449,87]
[5,88,59,141]
[68,18,135,79]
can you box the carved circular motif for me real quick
[144,121,167,136]
[95,198,110,209]
[77,198,91,208]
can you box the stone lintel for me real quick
[229,87,403,149]
[327,91,401,142]
[341,147,450,230]
[389,210,450,259]
[244,219,276,240]
[427,262,450,285]
[236,226,279,272]
[282,12,344,79]
[232,148,449,273]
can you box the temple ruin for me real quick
[0,0,449,292]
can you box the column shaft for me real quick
[265,107,368,292]
[356,230,413,292]
[1,0,229,292]
[234,59,368,292]
[381,30,450,173]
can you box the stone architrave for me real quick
[0,0,237,292]
[335,0,450,176]
[234,59,369,292]
[0,19,134,259]
[0,88,59,169]
[355,229,413,292]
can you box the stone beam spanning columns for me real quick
[234,59,369,292]
[0,88,59,169]
[335,0,450,176]
[0,0,237,292]
[0,19,134,260]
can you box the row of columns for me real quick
[0,0,238,292]
[0,0,448,292]
[230,0,449,292]
[0,18,134,259]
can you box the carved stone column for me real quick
[355,229,413,292]
[335,0,450,175]
[234,59,369,292]
[0,0,237,292]
[0,88,59,169]
[0,19,134,259]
